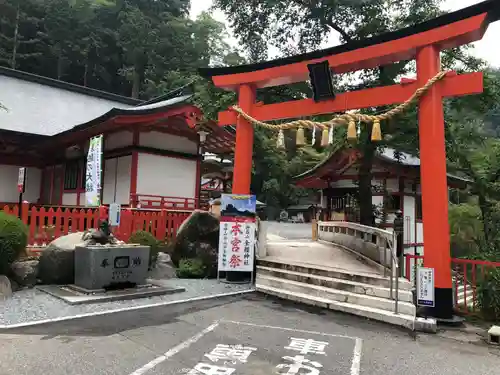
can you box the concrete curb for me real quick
[0,288,256,330]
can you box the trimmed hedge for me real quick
[0,212,28,274]
[128,230,160,269]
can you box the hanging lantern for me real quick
[296,126,306,146]
[347,120,357,141]
[371,119,382,141]
[277,129,286,149]
[320,126,329,147]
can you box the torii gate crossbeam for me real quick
[200,0,499,320]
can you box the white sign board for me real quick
[17,167,26,193]
[85,135,103,207]
[108,203,121,226]
[218,219,255,272]
[417,267,435,307]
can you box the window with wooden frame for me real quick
[64,160,86,190]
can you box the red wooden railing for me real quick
[1,203,192,249]
[130,194,198,210]
[404,254,500,314]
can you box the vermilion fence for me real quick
[1,203,192,248]
[404,254,500,314]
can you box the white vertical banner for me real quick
[417,267,435,307]
[85,135,103,207]
[218,218,256,272]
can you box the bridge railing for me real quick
[318,221,401,314]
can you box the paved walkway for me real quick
[265,238,380,275]
[2,294,499,375]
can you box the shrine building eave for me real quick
[10,94,235,156]
[199,0,499,90]
[294,148,471,190]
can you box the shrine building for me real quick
[294,147,470,257]
[0,67,235,209]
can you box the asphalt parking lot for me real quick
[2,294,500,375]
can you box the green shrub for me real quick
[476,268,500,321]
[176,258,206,279]
[128,230,160,269]
[0,212,28,273]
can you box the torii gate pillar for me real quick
[232,84,256,194]
[417,45,453,318]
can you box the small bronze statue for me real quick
[82,220,120,246]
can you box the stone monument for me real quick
[37,220,184,304]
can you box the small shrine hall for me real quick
[294,146,470,258]
[0,66,235,209]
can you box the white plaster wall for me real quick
[372,195,383,207]
[139,132,198,154]
[103,156,132,205]
[62,193,77,206]
[137,153,196,198]
[416,222,424,243]
[404,196,416,244]
[105,131,133,150]
[0,165,41,203]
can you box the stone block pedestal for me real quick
[74,244,150,291]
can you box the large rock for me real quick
[171,210,219,278]
[38,232,85,285]
[148,252,177,280]
[0,275,12,299]
[10,259,39,287]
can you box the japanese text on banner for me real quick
[85,135,103,207]
[217,219,255,272]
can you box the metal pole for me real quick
[18,192,23,220]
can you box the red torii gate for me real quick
[200,0,499,319]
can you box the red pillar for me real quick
[232,84,256,194]
[416,45,453,319]
[130,129,139,207]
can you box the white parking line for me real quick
[128,322,219,375]
[221,320,360,339]
[351,338,363,375]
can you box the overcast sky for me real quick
[190,0,500,67]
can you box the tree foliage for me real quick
[0,0,237,99]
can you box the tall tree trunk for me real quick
[358,131,376,225]
[356,66,394,226]
[10,2,20,69]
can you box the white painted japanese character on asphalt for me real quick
[276,355,323,375]
[204,344,257,364]
[186,363,235,375]
[285,338,329,355]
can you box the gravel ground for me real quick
[0,279,253,326]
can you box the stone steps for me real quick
[255,258,434,331]
[257,266,414,303]
[256,284,417,330]
[257,274,416,315]
[258,257,412,290]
